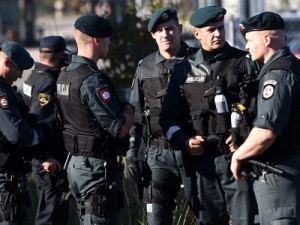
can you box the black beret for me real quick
[74,14,113,37]
[239,11,285,35]
[148,8,178,32]
[39,35,67,52]
[190,6,226,27]
[0,41,33,70]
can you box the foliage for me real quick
[103,1,158,90]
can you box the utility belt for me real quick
[149,138,180,150]
[63,132,106,157]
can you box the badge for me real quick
[262,79,277,99]
[98,88,112,102]
[38,93,51,106]
[262,85,275,99]
[0,96,9,109]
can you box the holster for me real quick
[79,182,123,219]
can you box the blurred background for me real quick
[1,0,300,92]
[1,1,300,224]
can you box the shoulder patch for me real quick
[38,93,51,106]
[98,88,112,102]
[0,96,9,109]
[262,79,277,100]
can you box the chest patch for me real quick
[262,79,277,100]
[38,93,51,106]
[23,83,32,97]
[186,76,206,83]
[98,88,112,102]
[0,96,9,109]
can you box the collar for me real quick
[264,47,294,67]
[67,55,99,71]
[194,42,230,65]
[154,41,195,64]
[34,62,61,74]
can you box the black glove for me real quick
[126,157,151,186]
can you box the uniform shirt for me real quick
[63,55,125,138]
[23,62,60,124]
[0,79,40,146]
[254,47,300,136]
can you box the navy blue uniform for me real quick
[56,55,126,225]
[251,47,300,224]
[128,42,197,225]
[160,43,258,225]
[0,79,42,225]
[23,62,69,225]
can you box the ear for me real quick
[193,27,201,40]
[151,32,156,39]
[3,57,10,67]
[263,33,271,46]
[93,37,100,47]
[178,24,183,34]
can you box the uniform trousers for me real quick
[254,154,300,225]
[32,159,69,225]
[146,146,192,225]
[67,155,123,225]
[189,152,256,225]
[0,172,28,225]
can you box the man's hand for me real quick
[225,135,237,153]
[186,135,205,156]
[126,157,145,182]
[42,157,62,172]
[230,152,245,180]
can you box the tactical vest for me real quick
[258,56,300,156]
[181,47,247,136]
[139,53,182,138]
[57,65,127,157]
[23,70,56,106]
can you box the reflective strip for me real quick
[166,126,180,141]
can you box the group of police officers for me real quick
[0,4,299,225]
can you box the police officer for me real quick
[230,11,300,224]
[0,41,43,224]
[56,14,134,225]
[160,6,259,225]
[22,36,70,225]
[126,7,198,225]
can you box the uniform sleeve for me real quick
[160,64,191,149]
[28,77,56,123]
[80,73,126,138]
[127,65,143,158]
[254,70,300,136]
[0,89,41,146]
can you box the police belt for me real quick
[149,138,180,150]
